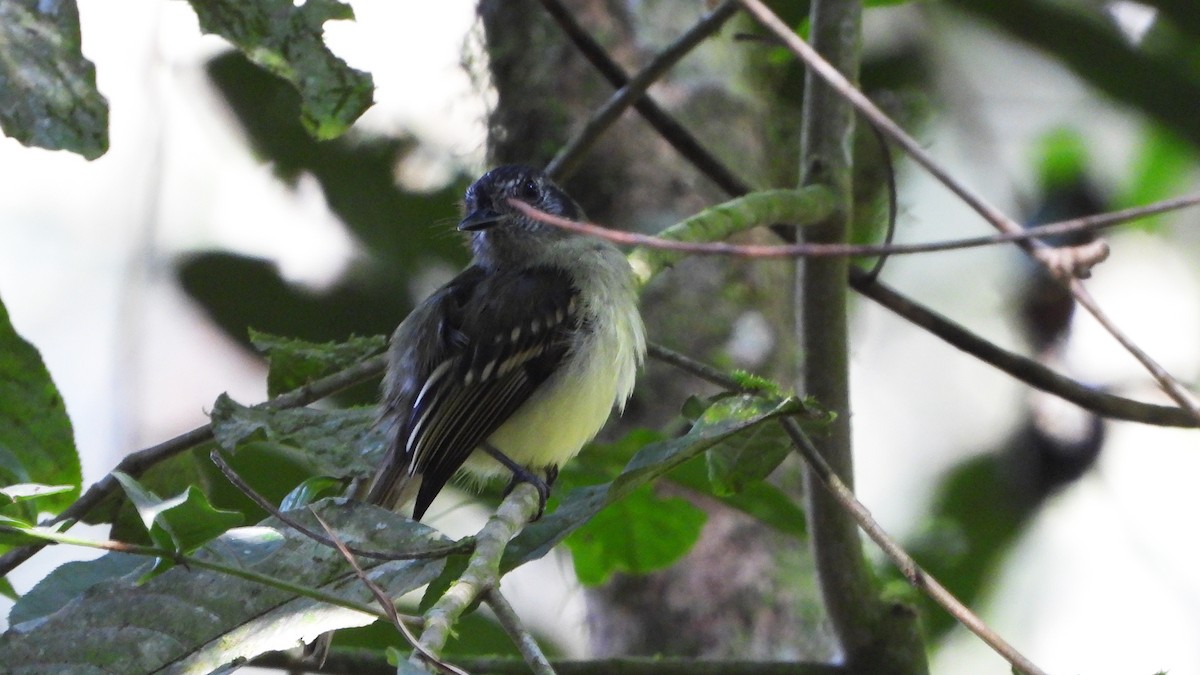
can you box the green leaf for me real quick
[668,459,806,538]
[565,484,706,585]
[279,475,345,511]
[418,551,469,614]
[0,483,75,504]
[8,552,147,626]
[209,394,382,479]
[0,0,109,158]
[251,330,387,397]
[704,397,794,496]
[0,515,44,546]
[503,394,803,572]
[0,293,81,518]
[1,500,448,672]
[186,0,374,139]
[112,472,244,566]
[1116,126,1197,231]
[81,448,210,546]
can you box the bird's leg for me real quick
[483,442,551,520]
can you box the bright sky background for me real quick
[1,2,1198,673]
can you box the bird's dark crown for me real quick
[459,165,586,268]
[462,165,581,227]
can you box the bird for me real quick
[363,164,646,521]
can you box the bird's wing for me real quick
[367,265,580,520]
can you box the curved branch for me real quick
[849,270,1198,427]
[513,193,1200,264]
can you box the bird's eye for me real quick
[520,179,540,201]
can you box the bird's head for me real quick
[459,165,584,267]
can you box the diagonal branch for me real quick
[646,341,1049,675]
[545,0,740,181]
[412,483,542,669]
[736,0,1200,421]
[848,270,1199,427]
[537,0,754,197]
[778,418,1049,675]
[485,588,557,675]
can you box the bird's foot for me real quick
[483,443,555,521]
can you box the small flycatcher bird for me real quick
[364,164,645,520]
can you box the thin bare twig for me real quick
[311,511,465,675]
[484,588,557,675]
[777,418,1049,675]
[848,270,1198,427]
[209,450,471,561]
[644,341,1047,675]
[861,121,899,284]
[736,0,1200,421]
[545,1,740,181]
[537,0,754,197]
[513,194,1200,259]
[0,354,389,577]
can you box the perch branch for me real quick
[411,483,542,669]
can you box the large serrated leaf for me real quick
[209,394,383,478]
[8,552,147,626]
[0,500,449,673]
[250,330,386,398]
[0,0,109,158]
[186,0,373,139]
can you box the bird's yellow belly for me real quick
[460,356,619,479]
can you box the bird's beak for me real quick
[458,208,504,232]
